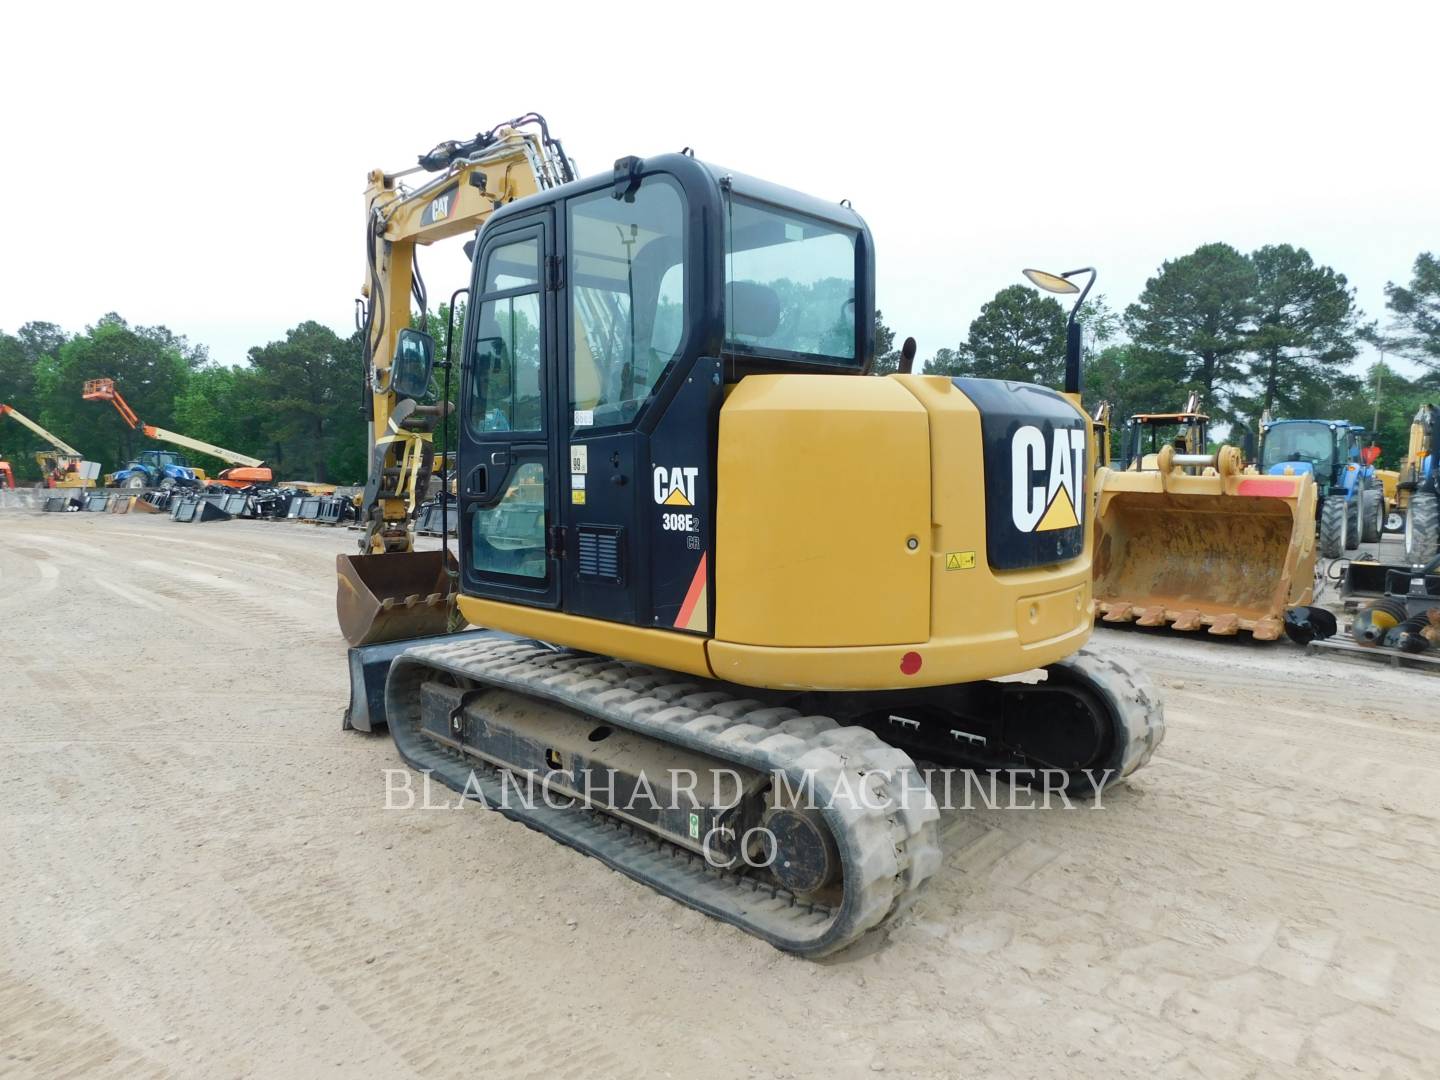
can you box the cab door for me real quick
[458,210,562,608]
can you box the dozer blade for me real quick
[336,551,458,647]
[1093,461,1317,640]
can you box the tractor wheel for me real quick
[1344,496,1361,551]
[1405,492,1439,565]
[124,473,148,491]
[1385,509,1406,533]
[1319,495,1347,559]
[160,477,177,491]
[1361,489,1383,543]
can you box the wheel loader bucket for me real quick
[1093,451,1318,640]
[336,551,459,647]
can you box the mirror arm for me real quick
[1061,267,1096,397]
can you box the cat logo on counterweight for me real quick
[1011,426,1085,533]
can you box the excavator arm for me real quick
[338,114,574,646]
[356,113,574,556]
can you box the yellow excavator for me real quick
[340,117,1164,957]
[1092,397,1317,639]
[0,402,100,489]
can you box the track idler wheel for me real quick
[761,804,840,897]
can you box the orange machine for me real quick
[82,378,272,488]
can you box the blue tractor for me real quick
[1259,417,1384,559]
[109,448,201,492]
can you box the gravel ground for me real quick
[2,511,1437,1079]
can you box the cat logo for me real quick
[1011,426,1086,533]
[653,465,699,506]
[419,182,460,226]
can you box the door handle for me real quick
[490,449,509,467]
[465,465,489,496]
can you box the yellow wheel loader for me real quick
[1092,403,1318,639]
[342,121,1164,957]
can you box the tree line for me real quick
[879,249,1439,462]
[0,315,366,484]
[3,250,1436,484]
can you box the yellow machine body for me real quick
[1093,445,1317,639]
[459,374,1093,691]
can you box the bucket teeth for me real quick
[1170,610,1205,632]
[1134,606,1169,627]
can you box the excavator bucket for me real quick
[336,551,459,647]
[1093,448,1318,640]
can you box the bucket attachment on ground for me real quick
[415,497,458,537]
[171,496,233,522]
[336,550,458,647]
[204,492,250,516]
[1093,445,1318,640]
[85,493,113,512]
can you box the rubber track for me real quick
[1052,647,1165,787]
[385,639,944,957]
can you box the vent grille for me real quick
[577,525,624,584]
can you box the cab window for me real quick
[725,197,859,365]
[567,177,685,429]
[469,236,544,436]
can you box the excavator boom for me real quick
[339,114,575,646]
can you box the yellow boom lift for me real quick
[0,402,100,488]
[340,119,1164,957]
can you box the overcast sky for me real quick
[2,1,1436,385]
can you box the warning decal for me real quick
[945,551,977,571]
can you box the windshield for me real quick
[1262,423,1334,471]
[725,197,858,365]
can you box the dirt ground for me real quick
[2,511,1438,1079]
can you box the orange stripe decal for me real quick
[674,553,709,632]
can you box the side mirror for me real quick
[1242,428,1257,462]
[393,328,435,399]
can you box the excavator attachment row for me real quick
[1094,447,1318,639]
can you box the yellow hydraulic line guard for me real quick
[1093,445,1318,640]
